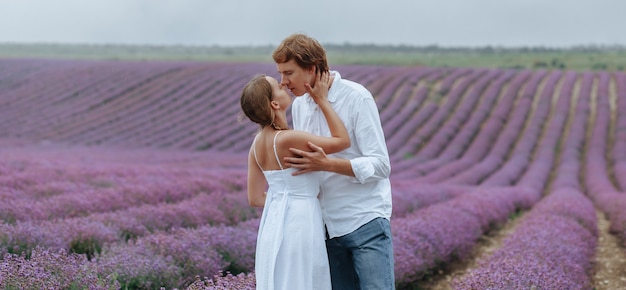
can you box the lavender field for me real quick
[1,58,626,289]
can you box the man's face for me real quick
[276,59,315,97]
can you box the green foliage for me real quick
[508,208,523,221]
[119,229,141,242]
[70,237,102,260]
[5,240,33,258]
[592,62,608,70]
[90,179,116,188]
[2,43,626,71]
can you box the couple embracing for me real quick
[240,33,394,290]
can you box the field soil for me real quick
[409,210,626,290]
[592,211,626,289]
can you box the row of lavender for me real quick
[0,147,492,288]
[453,71,600,288]
[0,59,404,152]
[0,61,505,288]
[2,60,626,288]
[394,70,598,287]
[1,59,530,159]
[0,149,256,288]
[0,60,267,150]
[585,72,626,245]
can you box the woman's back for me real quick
[253,130,330,290]
[254,130,320,196]
[263,167,320,198]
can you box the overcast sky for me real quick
[1,0,625,48]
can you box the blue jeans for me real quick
[326,217,395,290]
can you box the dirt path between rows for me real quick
[407,210,626,289]
[592,210,626,289]
[409,211,525,289]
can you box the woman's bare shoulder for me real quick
[277,130,313,147]
[279,129,312,142]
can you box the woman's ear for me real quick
[270,100,280,110]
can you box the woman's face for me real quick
[265,76,292,109]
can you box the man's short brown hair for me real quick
[273,33,329,76]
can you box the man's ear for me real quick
[307,66,317,85]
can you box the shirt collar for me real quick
[305,70,340,105]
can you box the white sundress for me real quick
[253,131,331,290]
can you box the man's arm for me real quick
[285,97,391,182]
[285,142,355,177]
[345,97,391,183]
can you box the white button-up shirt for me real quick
[291,71,392,239]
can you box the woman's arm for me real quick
[247,147,266,207]
[285,95,390,179]
[300,72,350,154]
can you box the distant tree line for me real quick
[2,42,626,56]
[1,42,625,71]
[324,43,626,54]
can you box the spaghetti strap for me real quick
[252,134,263,171]
[273,131,284,170]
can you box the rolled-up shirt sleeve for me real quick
[349,97,391,183]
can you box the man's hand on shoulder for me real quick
[284,142,355,177]
[284,142,328,175]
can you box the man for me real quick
[273,33,394,289]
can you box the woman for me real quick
[240,72,349,290]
